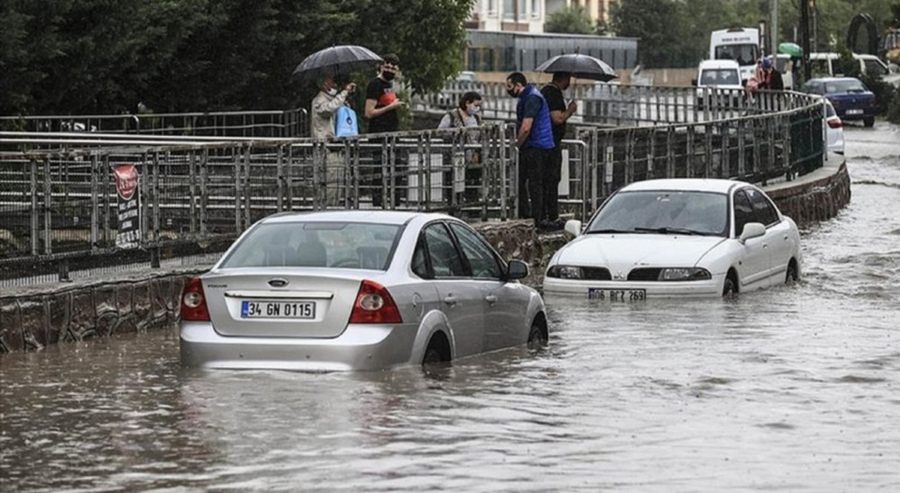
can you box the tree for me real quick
[0,0,474,115]
[545,5,595,35]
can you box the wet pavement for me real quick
[1,123,899,492]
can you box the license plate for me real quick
[846,109,863,115]
[588,288,646,302]
[241,300,316,319]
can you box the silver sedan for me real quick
[180,211,547,371]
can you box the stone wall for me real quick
[765,162,851,228]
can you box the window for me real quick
[424,224,467,277]
[586,191,729,237]
[412,239,429,278]
[700,69,740,86]
[449,223,503,279]
[863,59,887,77]
[733,190,754,236]
[714,44,759,66]
[220,222,400,270]
[746,188,779,226]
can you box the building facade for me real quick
[466,0,548,33]
[545,0,616,25]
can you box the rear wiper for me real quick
[633,227,710,236]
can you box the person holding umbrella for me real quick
[541,72,578,229]
[310,72,356,141]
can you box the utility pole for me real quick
[800,0,811,81]
[771,0,779,56]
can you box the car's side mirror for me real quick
[740,222,766,243]
[564,219,582,238]
[506,260,529,281]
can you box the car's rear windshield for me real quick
[220,222,402,270]
[825,79,866,93]
[586,190,728,237]
[700,69,740,86]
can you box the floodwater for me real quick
[2,124,899,492]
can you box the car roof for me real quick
[619,178,746,194]
[261,210,448,225]
[699,60,740,69]
[805,76,861,83]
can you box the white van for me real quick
[809,52,890,78]
[709,27,760,84]
[695,60,743,108]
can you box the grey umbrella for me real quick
[292,45,383,81]
[535,53,618,82]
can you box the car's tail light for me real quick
[180,277,210,321]
[349,280,402,324]
[827,117,843,129]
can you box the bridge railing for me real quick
[0,108,309,138]
[1,86,826,280]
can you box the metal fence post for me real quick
[102,155,110,246]
[153,151,161,242]
[234,145,242,232]
[43,157,51,255]
[30,159,39,256]
[189,150,198,235]
[90,153,99,252]
[243,145,251,226]
[200,147,209,237]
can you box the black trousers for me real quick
[517,147,551,222]
[543,147,562,221]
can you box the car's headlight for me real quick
[658,267,712,281]
[547,265,583,279]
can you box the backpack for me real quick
[334,105,358,137]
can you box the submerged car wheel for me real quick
[722,276,737,298]
[527,317,549,350]
[863,116,875,128]
[422,332,451,366]
[785,261,799,285]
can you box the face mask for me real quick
[325,87,338,96]
[468,105,481,116]
[382,71,396,81]
[507,87,518,98]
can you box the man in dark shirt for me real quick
[506,72,555,226]
[760,58,784,91]
[364,54,404,207]
[541,72,578,227]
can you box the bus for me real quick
[709,27,760,85]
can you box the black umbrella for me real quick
[292,45,383,81]
[535,53,618,82]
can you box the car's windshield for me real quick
[220,222,401,270]
[863,59,887,76]
[714,44,759,66]
[586,191,728,236]
[825,79,866,93]
[700,69,740,86]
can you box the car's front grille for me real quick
[583,267,612,280]
[628,268,662,281]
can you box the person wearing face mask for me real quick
[364,54,404,208]
[541,72,577,229]
[310,73,356,141]
[506,72,555,227]
[439,91,483,202]
[310,73,357,206]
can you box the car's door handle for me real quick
[485,295,498,305]
[443,295,458,306]
[784,235,789,240]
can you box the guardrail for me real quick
[0,108,309,138]
[1,85,826,282]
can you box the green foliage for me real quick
[0,0,474,115]
[545,6,594,35]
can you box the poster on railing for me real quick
[113,164,141,249]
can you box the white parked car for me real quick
[544,179,802,299]
[824,99,845,155]
[180,211,547,371]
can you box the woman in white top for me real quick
[438,91,482,130]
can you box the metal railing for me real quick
[1,86,826,282]
[0,108,309,138]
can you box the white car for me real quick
[180,211,547,371]
[544,179,802,299]
[824,99,845,155]
[695,60,743,109]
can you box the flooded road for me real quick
[2,124,899,492]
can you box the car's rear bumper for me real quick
[180,321,418,371]
[542,274,725,298]
[835,108,877,120]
